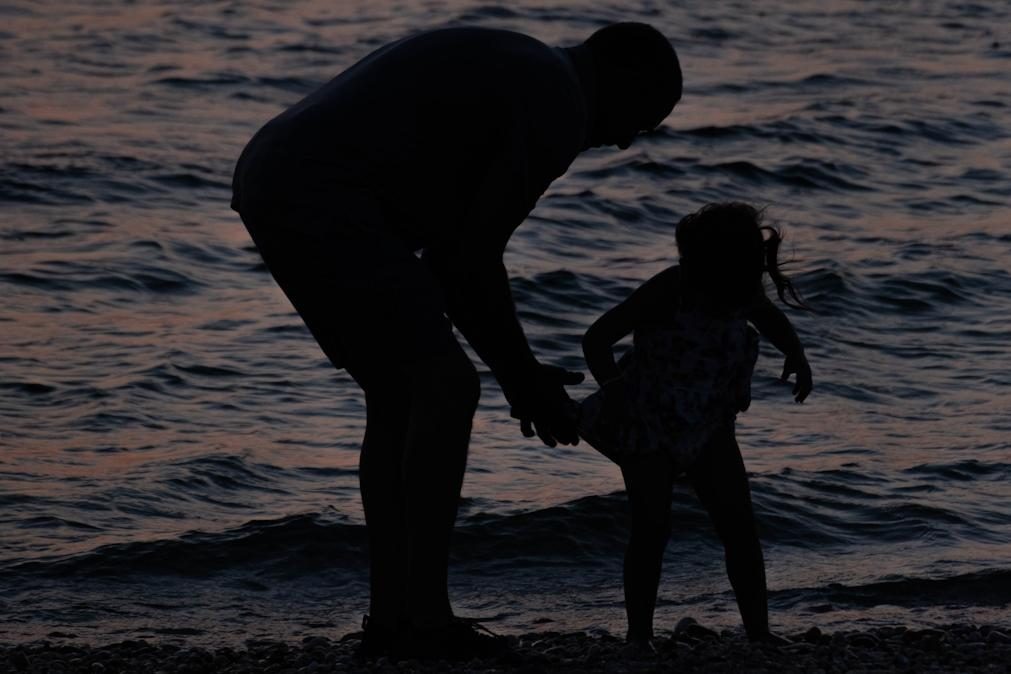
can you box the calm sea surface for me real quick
[1,0,1009,646]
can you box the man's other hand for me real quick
[510,364,583,447]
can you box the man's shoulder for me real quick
[400,26,585,134]
[391,27,568,82]
[402,26,551,55]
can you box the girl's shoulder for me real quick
[640,264,681,299]
[630,265,682,328]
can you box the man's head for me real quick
[583,23,682,149]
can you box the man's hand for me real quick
[780,351,813,403]
[510,364,584,447]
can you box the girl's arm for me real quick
[746,295,813,402]
[583,266,678,388]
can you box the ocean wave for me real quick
[162,455,291,498]
[792,262,1005,320]
[0,513,365,579]
[149,173,230,191]
[772,569,1011,610]
[0,381,57,396]
[755,466,1010,547]
[864,269,999,315]
[791,266,853,313]
[698,159,873,193]
[904,460,1010,483]
[0,153,229,207]
[5,462,1004,581]
[682,119,831,145]
[151,73,319,96]
[0,166,96,205]
[152,74,248,89]
[0,264,201,296]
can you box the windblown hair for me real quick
[675,202,809,310]
[760,224,808,310]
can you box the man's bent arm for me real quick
[422,246,539,400]
[421,96,585,442]
[425,245,580,446]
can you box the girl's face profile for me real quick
[681,253,762,315]
[675,203,766,315]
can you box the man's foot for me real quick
[397,617,511,661]
[345,615,400,659]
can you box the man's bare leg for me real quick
[358,375,411,631]
[356,346,480,635]
[403,350,480,627]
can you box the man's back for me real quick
[232,27,588,247]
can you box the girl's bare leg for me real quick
[687,428,770,638]
[619,452,676,643]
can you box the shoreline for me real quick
[4,623,1010,673]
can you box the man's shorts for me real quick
[238,201,461,385]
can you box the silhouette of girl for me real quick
[579,202,812,647]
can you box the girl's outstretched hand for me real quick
[780,351,813,403]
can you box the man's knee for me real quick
[410,351,480,417]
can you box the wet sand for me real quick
[4,622,1010,673]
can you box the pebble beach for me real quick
[4,622,1011,673]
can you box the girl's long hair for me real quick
[760,225,810,310]
[675,202,810,311]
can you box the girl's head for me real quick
[675,202,806,311]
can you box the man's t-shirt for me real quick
[232,27,589,251]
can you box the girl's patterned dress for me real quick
[578,305,760,470]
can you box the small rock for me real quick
[782,642,814,655]
[849,633,880,648]
[8,651,31,671]
[674,617,699,635]
[986,630,1011,645]
[674,617,718,641]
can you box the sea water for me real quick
[1,0,1009,646]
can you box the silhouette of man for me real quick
[232,23,681,657]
